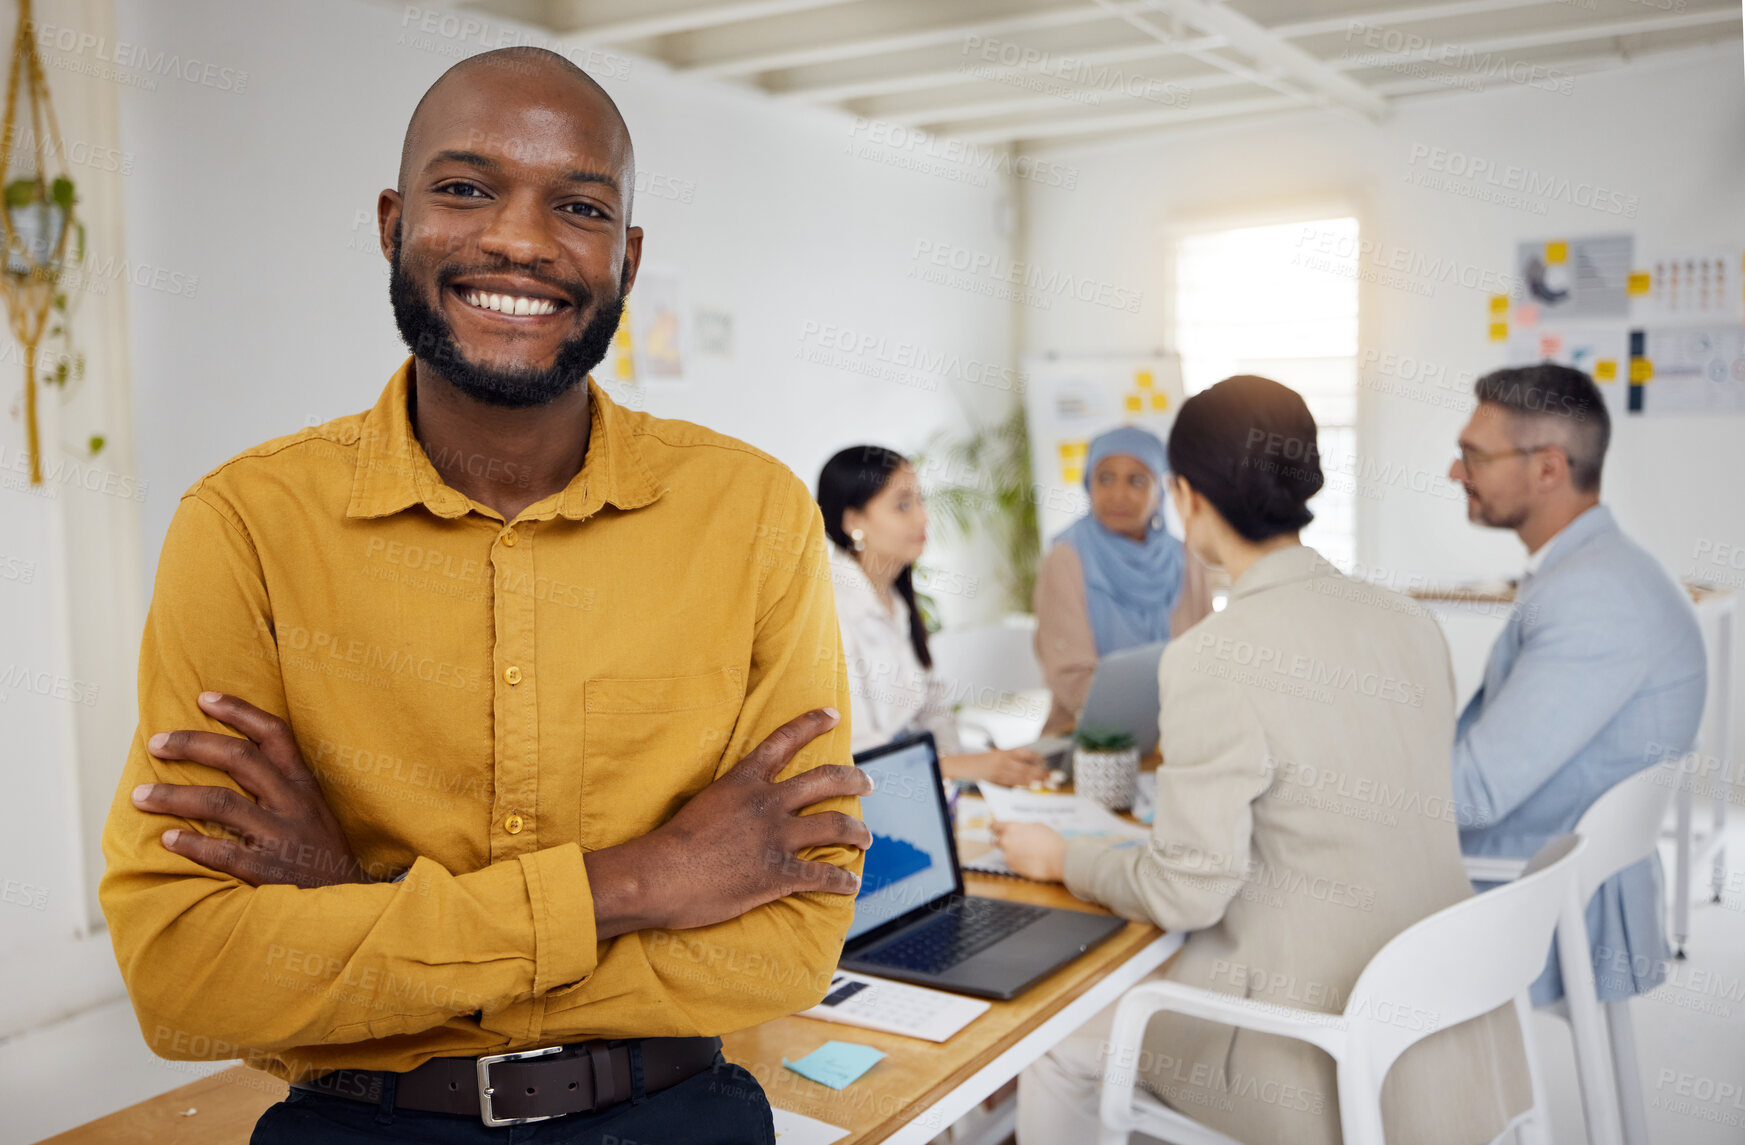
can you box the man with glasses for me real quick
[1448,363,1705,1002]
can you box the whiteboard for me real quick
[1023,354,1185,552]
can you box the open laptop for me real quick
[1025,639,1167,770]
[841,732,1127,1000]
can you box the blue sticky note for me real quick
[782,1041,886,1090]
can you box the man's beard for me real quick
[389,231,626,409]
[1469,492,1527,530]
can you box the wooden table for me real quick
[721,867,1176,1145]
[44,834,1176,1145]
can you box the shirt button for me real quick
[504,666,523,685]
[505,814,524,835]
[502,529,518,547]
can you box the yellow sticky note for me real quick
[1150,392,1169,410]
[1627,271,1651,296]
[1546,241,1568,265]
[1124,394,1143,412]
[1489,294,1510,314]
[1489,322,1509,342]
[1062,467,1081,483]
[1135,370,1154,389]
[1594,359,1618,382]
[1629,359,1652,383]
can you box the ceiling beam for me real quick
[1128,0,1390,120]
[878,68,1250,128]
[1270,0,1585,41]
[675,0,1160,79]
[552,0,859,44]
[951,92,1304,144]
[768,0,1561,106]
[771,32,1227,104]
[1339,6,1740,67]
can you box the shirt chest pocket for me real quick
[580,667,745,849]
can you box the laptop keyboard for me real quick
[859,899,1050,975]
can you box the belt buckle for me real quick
[476,1045,562,1127]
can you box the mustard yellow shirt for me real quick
[99,359,859,1081]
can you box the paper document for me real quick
[976,783,1150,840]
[800,970,989,1042]
[970,783,1148,879]
[771,1107,852,1144]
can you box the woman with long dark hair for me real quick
[818,446,1050,786]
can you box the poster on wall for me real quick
[1022,354,1185,551]
[1627,326,1745,416]
[1514,234,1633,323]
[1634,251,1742,323]
[1506,325,1630,421]
[630,268,686,382]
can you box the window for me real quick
[1173,217,1359,570]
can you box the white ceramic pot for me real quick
[1074,746,1140,811]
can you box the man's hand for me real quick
[585,707,873,938]
[132,691,370,888]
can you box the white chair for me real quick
[1464,760,1680,1145]
[1096,834,1585,1145]
[928,618,1049,748]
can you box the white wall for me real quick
[1019,45,1745,587]
[117,0,1023,623]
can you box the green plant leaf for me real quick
[88,433,105,456]
[1072,724,1137,751]
[911,401,1041,614]
[51,176,75,211]
[4,177,40,208]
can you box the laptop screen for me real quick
[848,736,960,943]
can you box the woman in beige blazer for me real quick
[996,375,1528,1145]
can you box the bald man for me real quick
[100,48,869,1143]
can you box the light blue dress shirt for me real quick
[1454,505,1707,1004]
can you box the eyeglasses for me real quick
[1456,443,1562,470]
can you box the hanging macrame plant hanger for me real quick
[0,0,77,485]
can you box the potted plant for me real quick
[1072,725,1140,811]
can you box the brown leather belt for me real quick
[292,1036,721,1127]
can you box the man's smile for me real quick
[446,281,574,323]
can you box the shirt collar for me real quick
[1229,544,1336,602]
[1523,503,1611,582]
[347,357,664,522]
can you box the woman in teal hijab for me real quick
[1032,425,1211,736]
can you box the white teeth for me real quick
[460,288,560,316]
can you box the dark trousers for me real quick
[249,1053,775,1145]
